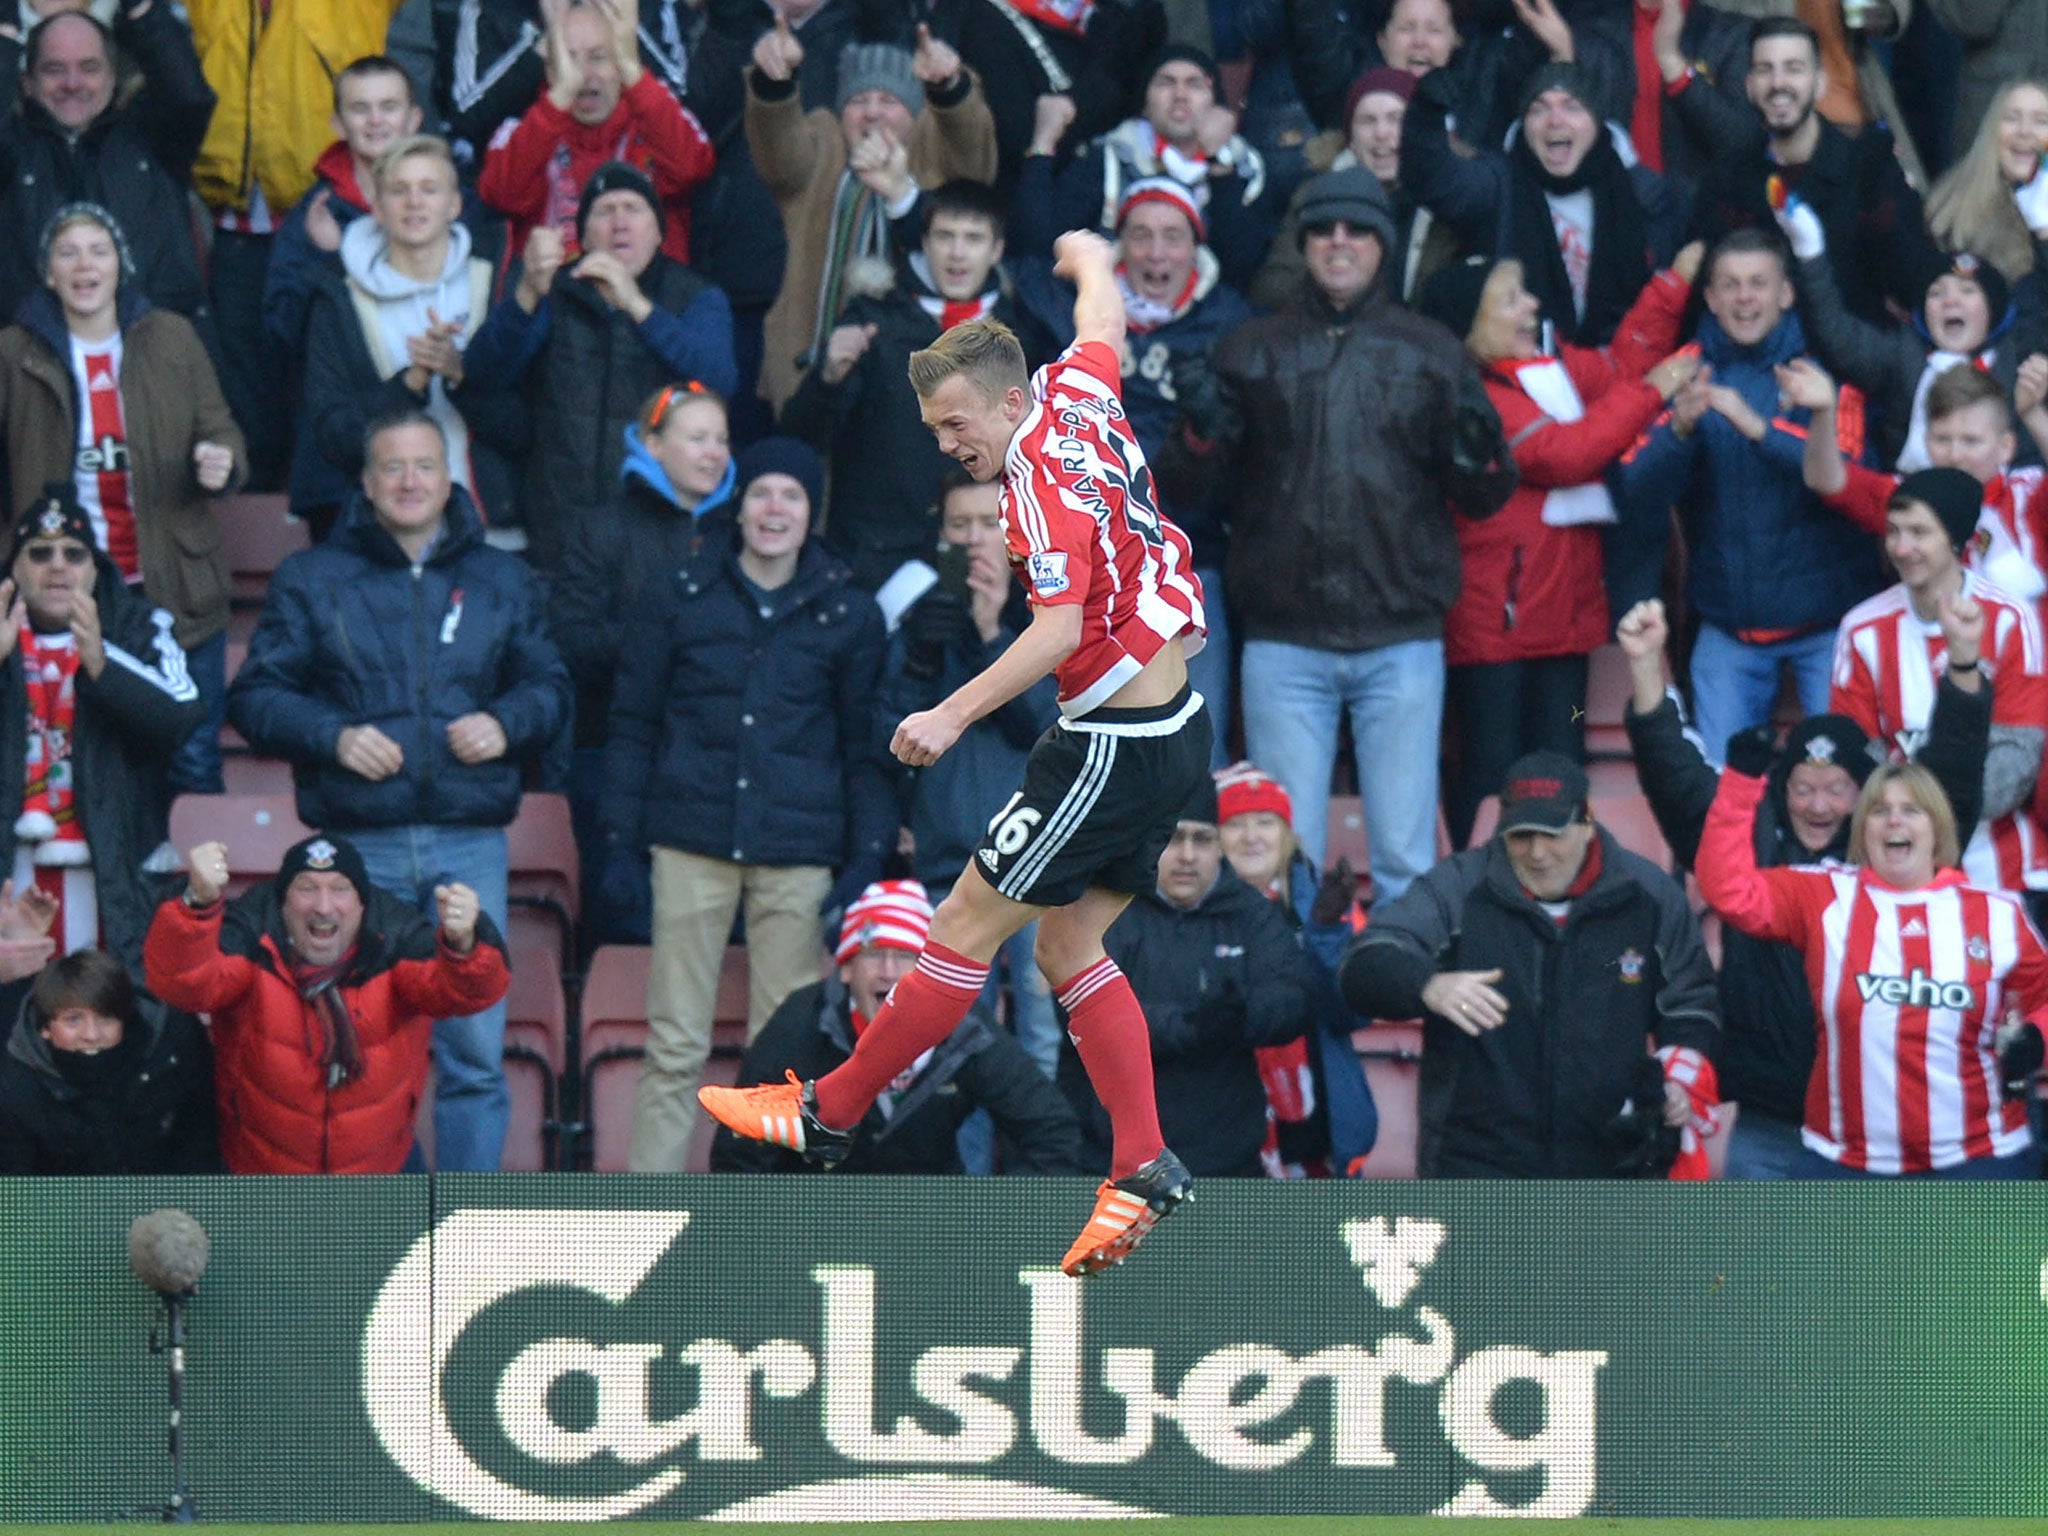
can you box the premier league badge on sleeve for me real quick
[1027,551,1070,598]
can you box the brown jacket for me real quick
[746,69,998,410]
[0,294,246,648]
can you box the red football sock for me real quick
[1057,957,1164,1178]
[813,942,989,1127]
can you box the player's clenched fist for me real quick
[1052,229,1116,283]
[892,707,965,767]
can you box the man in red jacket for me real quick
[142,832,508,1174]
[478,0,714,264]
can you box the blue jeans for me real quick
[1688,623,1834,768]
[349,824,510,1172]
[1239,637,1444,902]
[1721,1107,1811,1181]
[1186,565,1233,770]
[166,629,227,796]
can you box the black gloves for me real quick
[1603,1056,1681,1179]
[1724,725,1778,779]
[1171,350,1242,447]
[1310,858,1357,927]
[1997,1019,2044,1103]
[1449,369,1516,486]
[900,587,976,681]
[598,844,652,945]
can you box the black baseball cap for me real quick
[1498,751,1590,835]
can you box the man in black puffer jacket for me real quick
[464,161,737,573]
[227,411,571,1174]
[1615,597,1990,1179]
[1341,751,1721,1179]
[1058,778,1312,1177]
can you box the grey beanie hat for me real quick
[1294,166,1397,253]
[39,201,136,287]
[836,43,923,117]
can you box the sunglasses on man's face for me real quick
[23,543,90,566]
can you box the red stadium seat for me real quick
[580,944,756,1170]
[220,756,293,796]
[1353,1021,1421,1179]
[713,943,751,1053]
[580,945,650,1172]
[1595,791,1674,870]
[1326,794,1369,872]
[507,793,580,953]
[502,946,568,1171]
[1467,795,1500,849]
[1584,643,1638,760]
[166,794,310,896]
[219,494,311,606]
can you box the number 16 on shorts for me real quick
[987,792,1043,856]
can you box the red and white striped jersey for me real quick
[1755,870,2034,1171]
[1831,572,2048,889]
[1966,466,2048,609]
[1697,772,2044,1172]
[1001,341,1205,717]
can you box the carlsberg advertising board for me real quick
[0,1176,2043,1521]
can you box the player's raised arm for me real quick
[1054,230,1125,355]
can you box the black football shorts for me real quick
[971,685,1212,908]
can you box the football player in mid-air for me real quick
[700,230,1211,1274]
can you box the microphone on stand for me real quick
[129,1210,210,1523]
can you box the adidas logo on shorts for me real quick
[978,848,1000,872]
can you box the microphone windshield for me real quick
[128,1209,210,1297]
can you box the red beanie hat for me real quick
[1215,762,1294,826]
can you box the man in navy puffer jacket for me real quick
[227,410,571,1172]
[1610,229,1882,764]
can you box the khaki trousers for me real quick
[628,848,831,1171]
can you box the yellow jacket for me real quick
[187,0,405,214]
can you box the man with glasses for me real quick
[0,484,203,972]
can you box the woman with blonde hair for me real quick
[1926,78,2048,285]
[553,380,736,941]
[1698,744,2048,1179]
[1215,764,1377,1177]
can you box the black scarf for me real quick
[1503,129,1649,348]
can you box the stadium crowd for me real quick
[1,0,2047,1183]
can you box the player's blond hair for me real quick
[1848,763,1962,875]
[908,319,1028,402]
